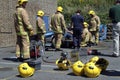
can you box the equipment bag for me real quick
[28,35,45,70]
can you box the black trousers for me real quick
[73,29,82,48]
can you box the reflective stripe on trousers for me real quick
[90,31,99,44]
[16,35,30,59]
[55,33,63,49]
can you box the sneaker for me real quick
[55,48,63,51]
[111,54,119,57]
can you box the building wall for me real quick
[0,0,57,47]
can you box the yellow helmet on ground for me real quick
[89,56,109,71]
[83,22,89,28]
[57,6,63,12]
[18,63,35,78]
[37,10,44,17]
[56,59,71,70]
[89,56,99,63]
[95,58,109,71]
[84,62,102,78]
[88,10,95,15]
[71,61,84,76]
[18,0,28,5]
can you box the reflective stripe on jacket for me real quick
[36,17,46,34]
[50,12,66,33]
[89,15,101,31]
[14,7,33,36]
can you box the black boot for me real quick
[23,58,31,62]
[55,48,63,51]
[16,57,24,62]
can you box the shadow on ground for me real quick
[101,70,120,76]
[2,57,18,62]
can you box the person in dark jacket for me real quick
[71,10,84,49]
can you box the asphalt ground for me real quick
[0,40,120,80]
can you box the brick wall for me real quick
[0,0,57,47]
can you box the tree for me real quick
[57,0,114,25]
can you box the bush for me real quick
[57,0,114,25]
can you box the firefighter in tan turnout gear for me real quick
[14,0,34,61]
[36,10,46,45]
[81,22,92,47]
[88,10,101,45]
[50,6,68,51]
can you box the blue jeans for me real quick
[112,22,120,56]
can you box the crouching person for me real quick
[81,22,92,47]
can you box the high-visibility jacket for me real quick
[82,28,92,42]
[50,12,66,33]
[36,17,46,34]
[89,15,101,31]
[14,7,33,36]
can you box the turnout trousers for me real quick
[90,31,99,44]
[38,33,45,45]
[15,35,30,59]
[54,33,63,49]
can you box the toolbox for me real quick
[27,58,41,70]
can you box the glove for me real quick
[96,28,99,32]
[96,25,99,31]
[29,30,34,36]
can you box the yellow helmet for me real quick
[95,58,109,71]
[88,10,95,15]
[89,56,109,71]
[57,6,63,12]
[71,61,84,76]
[56,59,71,70]
[37,10,44,17]
[89,56,99,63]
[18,0,28,5]
[18,63,35,78]
[83,22,89,28]
[84,62,102,78]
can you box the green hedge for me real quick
[57,0,114,25]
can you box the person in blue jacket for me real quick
[71,10,84,49]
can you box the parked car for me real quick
[44,31,54,48]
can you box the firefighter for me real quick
[88,10,101,45]
[50,6,69,51]
[14,0,34,61]
[36,10,46,45]
[81,22,92,47]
